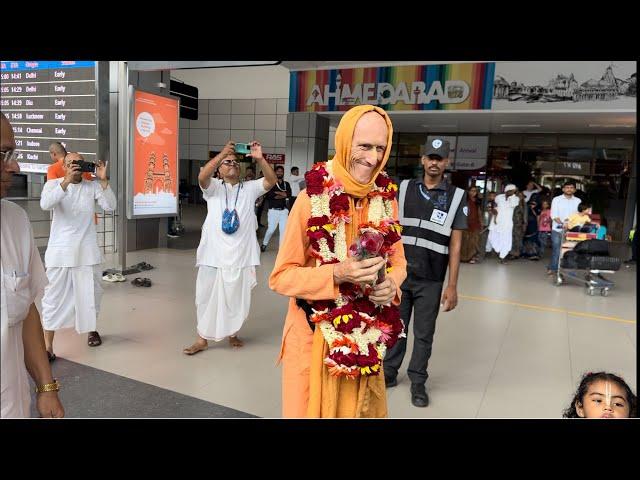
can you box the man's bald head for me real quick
[49,142,67,162]
[63,152,84,183]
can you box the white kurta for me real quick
[1,200,48,418]
[195,179,268,340]
[287,174,304,197]
[487,193,520,259]
[40,179,116,333]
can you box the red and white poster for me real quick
[131,90,179,217]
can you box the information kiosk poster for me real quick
[129,89,179,219]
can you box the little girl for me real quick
[537,200,552,257]
[563,371,637,418]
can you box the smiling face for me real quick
[348,112,388,184]
[218,154,240,182]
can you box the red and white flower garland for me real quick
[304,162,405,378]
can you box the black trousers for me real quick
[383,273,443,385]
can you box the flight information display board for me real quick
[0,60,97,173]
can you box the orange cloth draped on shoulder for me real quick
[269,105,407,418]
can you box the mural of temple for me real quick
[143,151,174,194]
[494,63,636,103]
[573,65,620,101]
[546,73,578,99]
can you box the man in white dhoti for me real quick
[486,184,520,264]
[183,140,277,354]
[1,112,64,418]
[40,152,116,357]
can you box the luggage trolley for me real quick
[554,228,620,296]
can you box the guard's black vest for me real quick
[399,179,465,282]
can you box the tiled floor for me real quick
[47,207,637,418]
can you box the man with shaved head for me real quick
[1,112,65,417]
[40,151,116,358]
[48,142,66,165]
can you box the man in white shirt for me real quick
[486,184,520,264]
[547,180,581,274]
[287,166,304,210]
[1,112,64,418]
[183,140,276,355]
[523,179,542,203]
[40,152,116,357]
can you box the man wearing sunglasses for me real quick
[1,112,65,418]
[183,140,277,355]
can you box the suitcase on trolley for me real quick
[588,255,621,271]
[573,239,609,255]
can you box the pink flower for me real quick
[348,240,362,259]
[361,230,384,256]
[376,305,404,348]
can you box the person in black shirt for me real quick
[260,165,291,252]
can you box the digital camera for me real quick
[73,160,96,173]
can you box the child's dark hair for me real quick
[577,202,591,213]
[563,371,637,418]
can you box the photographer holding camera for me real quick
[40,153,116,358]
[183,140,276,355]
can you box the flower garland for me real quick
[304,162,405,378]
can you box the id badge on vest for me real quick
[430,208,448,225]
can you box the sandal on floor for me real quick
[104,273,126,282]
[135,262,154,271]
[47,351,57,362]
[131,277,152,287]
[88,331,102,347]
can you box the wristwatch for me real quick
[35,379,60,393]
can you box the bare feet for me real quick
[183,338,208,355]
[229,335,244,348]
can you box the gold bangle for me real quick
[35,379,60,393]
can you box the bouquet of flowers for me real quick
[348,229,386,297]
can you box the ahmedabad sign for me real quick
[289,63,495,112]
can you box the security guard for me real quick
[384,137,467,407]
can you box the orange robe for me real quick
[269,190,407,418]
